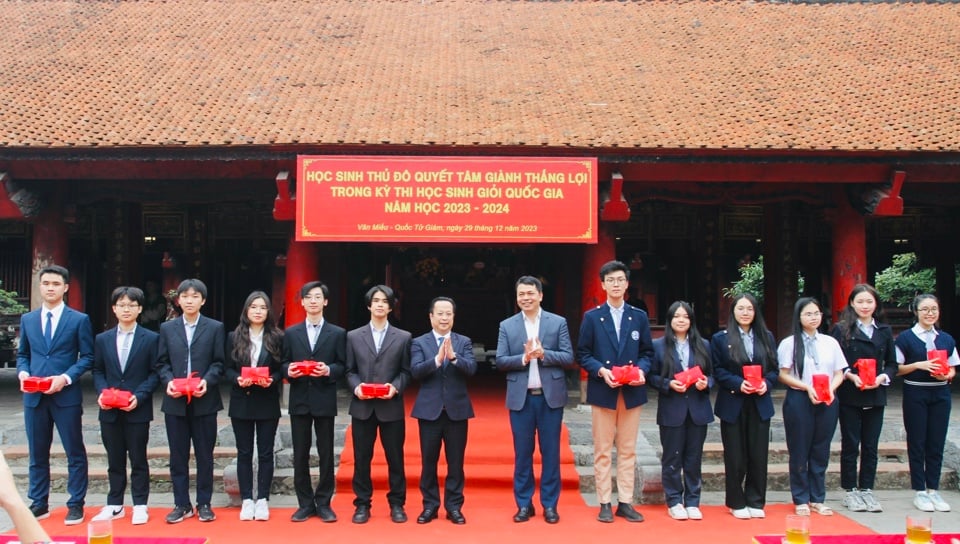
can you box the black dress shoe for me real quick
[597,503,613,523]
[543,507,560,524]
[316,505,337,523]
[615,502,644,522]
[291,506,315,522]
[352,505,370,524]
[513,505,535,522]
[416,508,438,524]
[390,504,407,523]
[446,509,466,524]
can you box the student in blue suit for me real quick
[410,296,477,525]
[577,260,653,523]
[91,286,160,526]
[649,301,713,521]
[711,292,778,520]
[16,264,94,526]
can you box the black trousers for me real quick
[165,411,217,507]
[231,417,279,501]
[351,414,406,508]
[290,414,336,509]
[838,404,885,490]
[659,415,708,508]
[902,384,952,491]
[100,417,150,506]
[719,398,770,510]
[418,412,468,511]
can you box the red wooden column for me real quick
[830,189,867,317]
[30,197,70,310]
[579,223,616,400]
[283,232,319,328]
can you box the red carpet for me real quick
[21,375,873,543]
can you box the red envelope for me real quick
[22,376,53,393]
[674,365,705,387]
[101,387,134,408]
[927,349,950,376]
[171,372,202,403]
[241,367,270,380]
[360,383,391,398]
[290,361,319,375]
[855,358,877,389]
[611,365,640,384]
[742,365,763,389]
[812,373,832,404]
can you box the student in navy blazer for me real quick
[649,301,713,521]
[577,260,653,523]
[16,265,93,525]
[156,279,225,524]
[711,292,779,520]
[410,296,477,525]
[91,286,160,525]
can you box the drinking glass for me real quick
[88,517,113,544]
[785,514,811,544]
[906,514,932,544]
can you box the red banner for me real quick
[296,156,597,243]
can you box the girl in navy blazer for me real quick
[895,294,957,513]
[711,292,779,520]
[225,291,284,522]
[649,301,713,521]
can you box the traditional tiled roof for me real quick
[0,1,958,151]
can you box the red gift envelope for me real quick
[927,349,950,376]
[812,373,832,404]
[674,365,705,387]
[742,365,763,389]
[290,361,319,375]
[360,383,391,398]
[241,367,270,380]
[854,358,877,389]
[171,372,202,403]
[22,376,53,393]
[611,365,640,384]
[101,387,134,408]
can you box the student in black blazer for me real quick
[649,301,713,521]
[156,279,225,524]
[410,297,477,525]
[282,281,346,523]
[91,286,160,526]
[225,291,284,522]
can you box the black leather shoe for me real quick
[352,505,370,524]
[166,505,194,524]
[197,504,216,522]
[446,509,466,524]
[543,507,560,524]
[316,505,337,523]
[417,508,438,524]
[615,502,644,522]
[597,503,613,523]
[513,505,535,522]
[29,504,50,520]
[390,504,407,523]
[291,506,315,522]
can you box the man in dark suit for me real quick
[91,286,160,526]
[282,281,346,523]
[16,264,94,525]
[345,285,412,524]
[496,276,574,524]
[410,297,477,525]
[577,260,653,523]
[155,278,225,524]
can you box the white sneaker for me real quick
[842,489,867,512]
[686,506,703,520]
[747,507,765,518]
[730,507,751,519]
[914,491,935,512]
[254,498,270,521]
[131,505,149,525]
[92,505,125,521]
[860,489,883,512]
[667,503,688,520]
[240,499,255,521]
[926,490,951,512]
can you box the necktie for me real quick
[119,332,132,371]
[437,336,445,347]
[44,311,53,347]
[308,323,319,351]
[612,308,622,341]
[804,335,820,371]
[375,329,383,353]
[743,332,754,360]
[677,344,687,370]
[924,330,937,351]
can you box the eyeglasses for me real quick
[114,304,140,310]
[603,277,628,285]
[801,311,822,318]
[917,307,940,314]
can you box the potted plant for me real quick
[0,281,28,366]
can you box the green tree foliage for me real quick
[874,252,936,308]
[721,256,805,302]
[0,281,26,315]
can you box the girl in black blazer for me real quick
[649,301,713,521]
[225,291,284,522]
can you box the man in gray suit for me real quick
[496,276,575,524]
[345,285,412,525]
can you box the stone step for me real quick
[2,444,238,470]
[699,441,909,464]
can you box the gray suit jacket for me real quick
[496,310,574,410]
[345,323,412,422]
